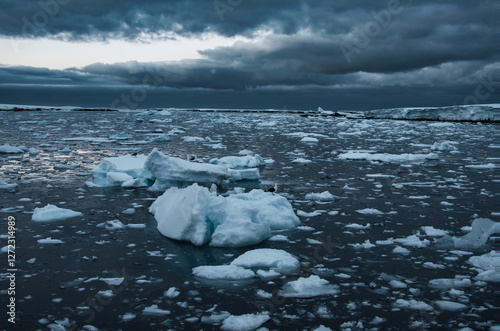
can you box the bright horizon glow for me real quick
[0,33,248,70]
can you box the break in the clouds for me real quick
[0,0,497,110]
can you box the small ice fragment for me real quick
[393,299,432,311]
[356,208,384,215]
[164,287,180,298]
[305,191,338,201]
[99,277,124,286]
[32,204,83,222]
[37,238,64,244]
[142,305,171,316]
[192,265,255,280]
[434,300,468,311]
[230,248,299,274]
[279,275,338,298]
[220,313,270,331]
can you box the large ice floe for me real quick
[90,148,262,190]
[364,104,497,122]
[149,184,300,247]
[436,218,497,250]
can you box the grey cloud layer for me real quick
[0,0,497,109]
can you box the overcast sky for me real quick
[0,0,497,110]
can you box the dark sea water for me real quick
[0,110,495,330]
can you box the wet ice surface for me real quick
[0,110,496,330]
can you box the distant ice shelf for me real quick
[363,104,498,122]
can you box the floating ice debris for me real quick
[421,226,449,237]
[192,265,256,280]
[393,299,432,311]
[465,163,495,169]
[149,184,299,247]
[356,208,384,215]
[150,184,212,246]
[345,223,371,230]
[301,137,319,143]
[0,178,17,189]
[182,136,207,142]
[201,311,231,325]
[468,250,498,282]
[230,248,300,274]
[37,237,64,244]
[220,313,270,331]
[305,191,337,201]
[120,313,136,322]
[279,275,338,298]
[145,149,259,191]
[423,262,445,270]
[350,240,376,249]
[297,210,324,217]
[389,280,407,289]
[394,234,430,248]
[193,249,298,282]
[102,220,126,230]
[434,300,468,311]
[99,277,125,286]
[210,155,266,168]
[90,149,262,189]
[392,246,410,255]
[350,239,376,249]
[53,163,80,170]
[431,141,458,152]
[142,305,171,316]
[0,144,27,153]
[164,287,180,298]
[338,151,438,163]
[436,218,496,250]
[291,158,312,164]
[429,277,471,289]
[90,154,150,187]
[32,204,83,222]
[63,137,116,143]
[268,234,289,242]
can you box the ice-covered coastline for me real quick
[1,103,497,122]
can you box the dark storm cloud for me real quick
[0,0,493,40]
[0,0,497,109]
